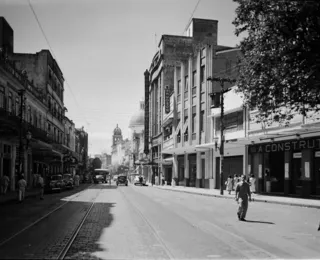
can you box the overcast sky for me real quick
[0,0,242,156]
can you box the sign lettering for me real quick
[249,138,320,153]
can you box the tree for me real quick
[233,0,320,125]
[92,157,102,170]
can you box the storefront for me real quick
[248,136,320,197]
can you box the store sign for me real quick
[249,138,320,153]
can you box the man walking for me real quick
[235,175,252,221]
[38,174,44,200]
[18,174,27,202]
[1,174,10,195]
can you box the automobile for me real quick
[63,174,74,189]
[116,175,128,186]
[134,175,146,186]
[46,174,65,193]
[93,174,105,184]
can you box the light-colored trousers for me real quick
[237,198,249,219]
[18,188,25,201]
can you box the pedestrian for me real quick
[233,174,239,191]
[235,175,252,221]
[225,175,233,194]
[249,174,256,195]
[38,174,44,200]
[74,174,80,187]
[18,174,27,203]
[1,174,10,195]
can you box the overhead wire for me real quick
[183,0,201,34]
[27,0,91,132]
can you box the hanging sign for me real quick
[165,86,171,114]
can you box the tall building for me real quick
[146,18,236,187]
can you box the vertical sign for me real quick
[165,86,171,114]
[305,162,310,178]
[258,164,262,178]
[285,163,289,179]
[144,70,150,155]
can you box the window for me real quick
[200,48,206,58]
[39,114,42,129]
[177,80,181,103]
[184,76,189,99]
[192,71,197,87]
[8,92,13,113]
[192,106,196,133]
[215,111,244,132]
[184,108,188,123]
[200,110,205,132]
[184,127,188,142]
[177,130,181,143]
[15,97,20,116]
[177,111,181,126]
[0,86,5,108]
[27,105,32,123]
[200,66,205,83]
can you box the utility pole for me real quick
[18,89,25,177]
[207,76,236,195]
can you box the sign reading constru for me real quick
[249,138,320,153]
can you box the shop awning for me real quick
[162,146,197,155]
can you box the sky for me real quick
[0,0,242,156]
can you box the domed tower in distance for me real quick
[112,124,123,146]
[128,100,145,134]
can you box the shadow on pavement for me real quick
[65,202,115,260]
[87,183,118,189]
[245,220,275,224]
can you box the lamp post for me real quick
[207,76,236,195]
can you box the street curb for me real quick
[153,186,320,209]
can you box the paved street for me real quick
[0,183,319,259]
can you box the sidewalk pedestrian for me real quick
[18,175,27,203]
[249,174,256,195]
[225,175,233,195]
[74,174,80,187]
[235,175,252,221]
[1,174,10,195]
[233,174,239,191]
[38,174,44,200]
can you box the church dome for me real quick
[113,124,122,135]
[129,109,144,128]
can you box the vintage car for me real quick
[116,175,128,186]
[93,174,105,184]
[134,175,146,186]
[46,174,65,193]
[63,174,74,189]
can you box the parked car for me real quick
[46,174,65,193]
[93,174,105,184]
[113,175,118,181]
[63,174,74,189]
[116,175,128,186]
[134,175,146,186]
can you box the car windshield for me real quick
[118,176,127,180]
[63,175,71,180]
[95,175,103,178]
[51,175,61,181]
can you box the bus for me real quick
[93,168,110,184]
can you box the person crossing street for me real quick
[235,175,252,221]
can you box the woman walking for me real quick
[225,175,233,194]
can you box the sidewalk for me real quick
[0,188,40,205]
[152,185,320,209]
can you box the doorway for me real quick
[269,151,285,192]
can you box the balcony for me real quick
[163,136,174,150]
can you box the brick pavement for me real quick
[152,184,320,209]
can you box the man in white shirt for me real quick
[18,175,27,202]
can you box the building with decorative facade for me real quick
[0,17,88,189]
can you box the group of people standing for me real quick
[225,174,256,195]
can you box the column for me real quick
[284,151,291,195]
[184,153,189,186]
[196,151,201,187]
[11,145,16,191]
[301,149,312,197]
[172,154,178,186]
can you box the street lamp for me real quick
[207,76,236,195]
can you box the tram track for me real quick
[56,188,102,260]
[0,186,93,248]
[119,187,175,260]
